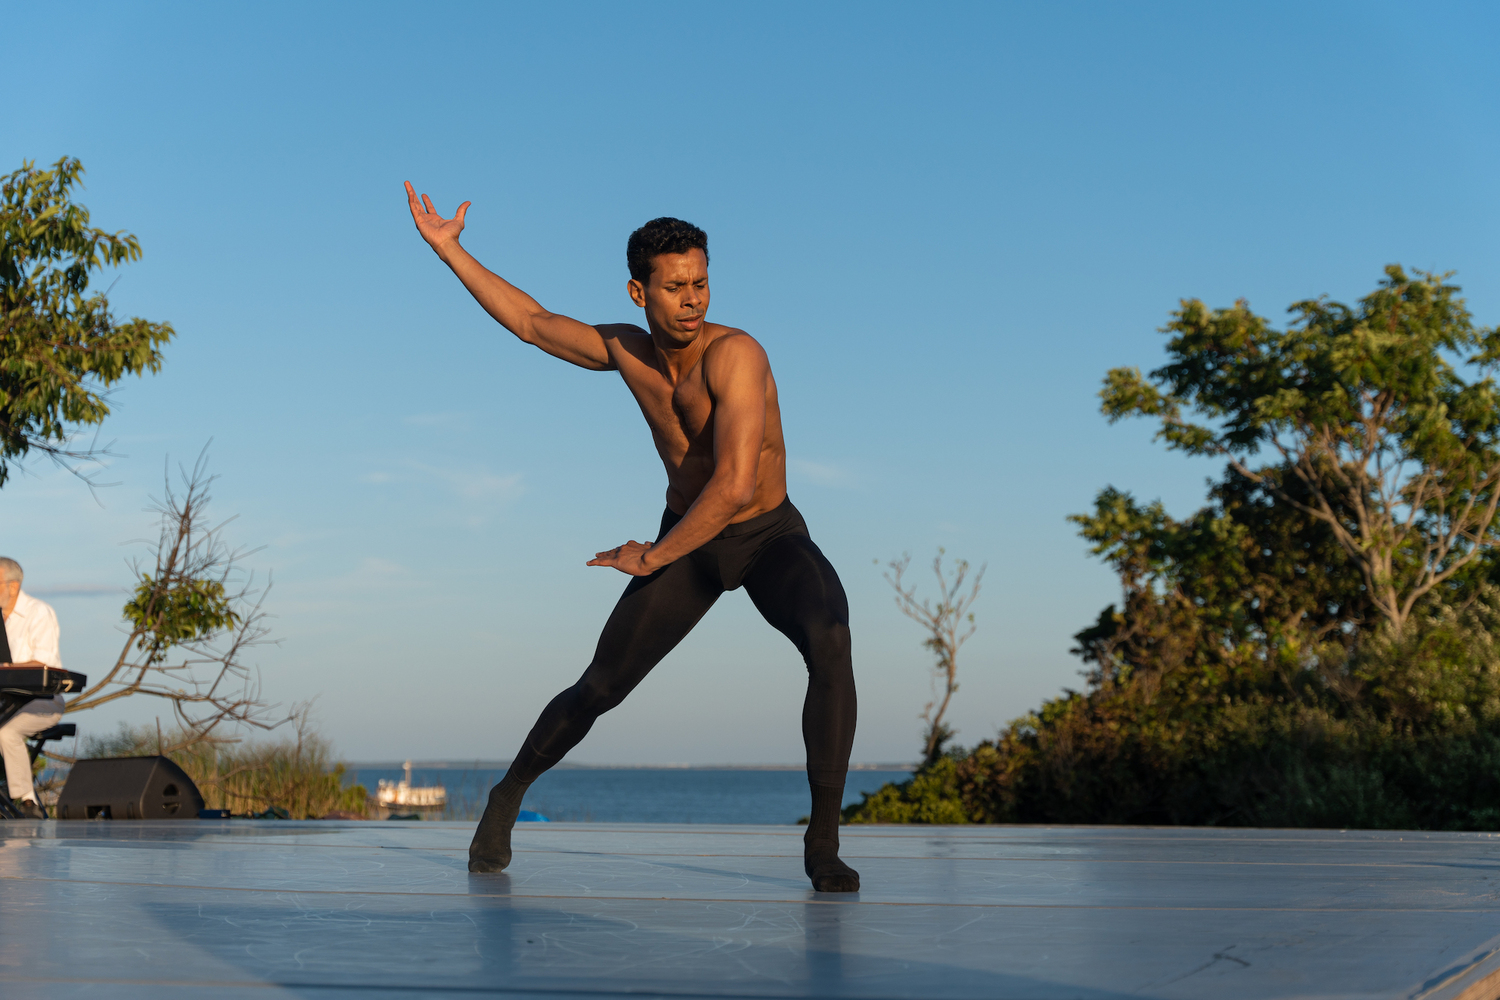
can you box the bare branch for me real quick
[60,448,291,749]
[885,549,986,765]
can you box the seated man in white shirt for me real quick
[0,557,64,820]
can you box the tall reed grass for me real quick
[82,719,369,819]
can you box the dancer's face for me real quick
[628,249,709,345]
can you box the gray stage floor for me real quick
[2,821,1499,999]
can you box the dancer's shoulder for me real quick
[704,324,764,358]
[702,327,769,386]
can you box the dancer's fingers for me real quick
[588,540,648,567]
[421,193,437,216]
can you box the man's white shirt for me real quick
[5,590,62,669]
[0,589,64,801]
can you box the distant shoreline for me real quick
[345,761,915,772]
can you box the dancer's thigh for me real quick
[741,533,850,653]
[580,556,724,701]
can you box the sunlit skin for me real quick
[0,578,43,667]
[404,182,787,576]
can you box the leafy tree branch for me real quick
[0,157,173,486]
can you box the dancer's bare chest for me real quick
[625,367,715,464]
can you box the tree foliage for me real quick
[1100,267,1500,632]
[0,157,172,485]
[1069,466,1369,707]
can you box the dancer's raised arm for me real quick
[405,182,613,371]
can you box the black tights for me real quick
[471,498,860,890]
[512,498,856,786]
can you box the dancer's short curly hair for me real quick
[626,217,708,284]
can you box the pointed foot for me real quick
[468,782,522,874]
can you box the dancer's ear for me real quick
[627,278,646,308]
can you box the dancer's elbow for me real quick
[722,477,757,509]
[511,315,544,345]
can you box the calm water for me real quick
[346,766,911,824]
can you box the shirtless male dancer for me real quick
[405,183,860,892]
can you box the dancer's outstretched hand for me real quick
[588,540,656,576]
[405,181,469,252]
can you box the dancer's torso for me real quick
[604,323,788,523]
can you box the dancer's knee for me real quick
[570,674,630,716]
[804,620,853,683]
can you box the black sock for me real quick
[469,772,530,873]
[804,782,859,892]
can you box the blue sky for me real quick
[4,1,1497,763]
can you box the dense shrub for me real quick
[847,591,1500,830]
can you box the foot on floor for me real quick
[468,776,527,873]
[804,839,861,892]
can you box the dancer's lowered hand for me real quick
[405,181,469,253]
[587,540,656,576]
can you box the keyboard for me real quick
[0,667,89,696]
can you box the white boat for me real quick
[376,760,447,809]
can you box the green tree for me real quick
[844,265,1500,830]
[1100,267,1500,633]
[1,157,172,485]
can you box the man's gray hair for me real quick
[0,557,22,585]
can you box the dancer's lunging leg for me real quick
[469,553,721,872]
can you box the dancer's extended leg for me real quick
[469,555,722,872]
[743,533,859,892]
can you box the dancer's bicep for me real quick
[521,312,616,370]
[707,337,768,504]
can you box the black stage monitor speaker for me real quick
[56,756,205,820]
